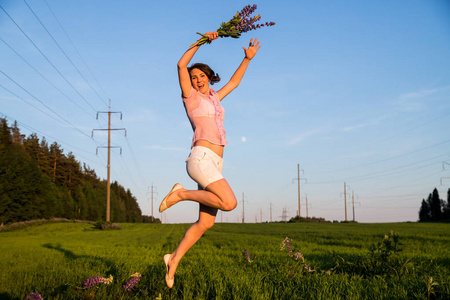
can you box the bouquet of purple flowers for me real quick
[192,4,275,46]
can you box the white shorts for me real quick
[186,146,224,188]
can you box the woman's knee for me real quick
[198,219,215,231]
[205,179,237,211]
[222,198,237,211]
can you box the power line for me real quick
[24,0,108,108]
[309,138,450,176]
[306,151,449,186]
[0,70,91,139]
[0,4,99,112]
[0,82,66,126]
[0,111,106,170]
[42,0,110,102]
[0,36,94,117]
[123,131,148,200]
[1,111,95,155]
[346,152,450,182]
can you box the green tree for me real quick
[0,118,12,150]
[39,137,52,177]
[418,199,431,222]
[50,142,64,183]
[66,152,82,195]
[427,188,442,221]
[11,121,24,145]
[23,133,40,162]
[73,187,87,220]
[443,188,450,221]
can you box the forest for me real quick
[418,187,450,222]
[0,118,148,225]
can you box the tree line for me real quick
[418,187,450,222]
[0,118,157,225]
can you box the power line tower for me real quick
[270,202,273,223]
[305,194,309,219]
[241,193,248,223]
[281,205,288,223]
[293,164,307,218]
[340,182,351,222]
[92,100,126,222]
[351,190,361,222]
[147,184,157,222]
[441,161,450,185]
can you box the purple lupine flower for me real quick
[123,273,141,291]
[280,237,293,254]
[192,4,275,46]
[83,276,106,288]
[287,243,293,256]
[25,292,43,300]
[243,249,252,262]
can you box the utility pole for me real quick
[297,164,301,218]
[147,184,157,222]
[92,100,126,222]
[352,190,355,222]
[293,164,306,218]
[151,185,154,222]
[350,190,360,222]
[260,209,262,223]
[242,193,245,223]
[270,203,272,223]
[344,182,347,222]
[305,194,309,219]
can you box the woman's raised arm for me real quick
[217,38,261,101]
[177,32,219,97]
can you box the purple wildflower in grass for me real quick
[287,244,293,256]
[83,276,106,288]
[294,252,304,261]
[25,292,43,300]
[193,4,275,46]
[123,273,141,291]
[244,249,252,262]
[280,237,293,256]
[82,275,113,288]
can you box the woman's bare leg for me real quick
[166,204,217,280]
[165,178,237,211]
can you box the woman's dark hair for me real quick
[188,63,221,85]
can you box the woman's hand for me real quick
[200,31,219,43]
[242,38,261,60]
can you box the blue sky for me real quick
[1,0,449,223]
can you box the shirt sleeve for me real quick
[182,88,194,102]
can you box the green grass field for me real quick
[1,221,449,299]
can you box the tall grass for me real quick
[1,222,449,299]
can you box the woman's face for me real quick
[190,68,210,95]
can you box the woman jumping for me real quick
[159,31,260,288]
